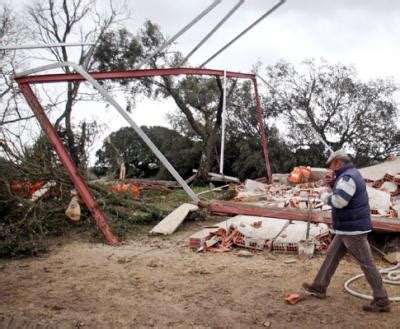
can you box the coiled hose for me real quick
[344,263,400,301]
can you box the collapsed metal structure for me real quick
[11,0,288,244]
[15,64,272,244]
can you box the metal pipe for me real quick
[200,0,286,67]
[219,69,227,174]
[16,61,200,203]
[0,42,94,50]
[256,73,334,153]
[179,0,244,67]
[135,0,221,69]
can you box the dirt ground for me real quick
[0,217,399,329]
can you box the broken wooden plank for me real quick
[149,203,199,235]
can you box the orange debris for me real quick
[286,293,303,305]
[11,181,45,198]
[288,166,311,184]
[111,183,141,198]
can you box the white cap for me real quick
[326,149,351,165]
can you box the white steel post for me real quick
[219,69,227,174]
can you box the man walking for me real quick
[302,149,390,312]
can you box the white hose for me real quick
[344,263,400,301]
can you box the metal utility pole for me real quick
[219,69,228,174]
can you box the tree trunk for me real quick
[195,77,224,184]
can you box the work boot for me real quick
[302,282,326,299]
[362,300,391,313]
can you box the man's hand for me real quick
[325,170,336,187]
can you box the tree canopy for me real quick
[95,126,201,179]
[22,0,124,168]
[93,22,250,182]
[261,59,400,166]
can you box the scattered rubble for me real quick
[207,158,400,226]
[234,170,400,220]
[130,158,400,255]
[357,158,400,217]
[189,215,331,254]
[234,179,327,211]
[189,158,400,255]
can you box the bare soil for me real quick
[0,218,398,328]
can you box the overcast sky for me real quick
[103,0,400,132]
[10,0,400,116]
[126,0,400,80]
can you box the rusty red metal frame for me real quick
[16,67,271,179]
[15,67,272,244]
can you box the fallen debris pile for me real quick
[190,215,331,254]
[233,157,400,220]
[196,158,400,239]
[234,179,327,211]
[360,157,400,218]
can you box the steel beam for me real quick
[15,67,255,84]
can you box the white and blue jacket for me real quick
[321,163,372,234]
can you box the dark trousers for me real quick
[313,233,388,302]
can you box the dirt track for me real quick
[0,218,398,328]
